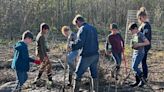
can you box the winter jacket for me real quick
[72,23,99,57]
[11,41,34,72]
[36,32,49,61]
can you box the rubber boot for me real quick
[115,65,120,80]
[68,74,73,87]
[92,78,98,92]
[138,73,146,87]
[47,73,53,86]
[74,79,81,92]
[130,75,140,87]
[33,72,43,84]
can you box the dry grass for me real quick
[0,42,164,91]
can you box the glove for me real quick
[34,60,41,65]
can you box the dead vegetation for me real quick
[0,43,164,92]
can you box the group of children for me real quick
[12,23,52,92]
[11,6,151,92]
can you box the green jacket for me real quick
[36,32,49,61]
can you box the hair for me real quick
[76,17,85,23]
[128,22,138,31]
[22,30,33,40]
[61,26,70,35]
[40,23,49,31]
[140,7,147,12]
[110,23,118,30]
[72,14,85,25]
[137,7,148,18]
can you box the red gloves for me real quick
[34,60,41,65]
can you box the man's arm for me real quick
[72,27,86,51]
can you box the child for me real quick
[105,23,124,79]
[61,26,78,86]
[128,22,150,87]
[11,30,41,92]
[34,23,53,85]
[137,7,152,87]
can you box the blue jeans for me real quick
[112,52,122,66]
[15,71,28,90]
[132,50,145,76]
[75,54,99,80]
[67,50,78,74]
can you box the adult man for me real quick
[70,14,99,92]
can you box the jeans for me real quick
[15,71,28,90]
[67,50,78,74]
[112,52,122,66]
[132,50,145,76]
[75,54,99,80]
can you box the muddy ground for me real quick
[0,43,163,92]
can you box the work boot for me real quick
[73,79,81,92]
[92,78,98,92]
[130,75,140,87]
[67,74,73,87]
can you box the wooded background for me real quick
[0,0,164,40]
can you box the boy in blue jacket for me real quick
[11,30,41,92]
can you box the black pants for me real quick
[141,49,149,78]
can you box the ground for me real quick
[0,43,163,92]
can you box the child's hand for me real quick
[34,60,41,65]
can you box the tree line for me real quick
[0,0,164,40]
